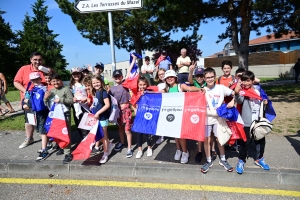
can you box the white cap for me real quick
[164,70,177,79]
[29,72,41,80]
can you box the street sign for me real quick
[75,0,143,13]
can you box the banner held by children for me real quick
[132,92,206,142]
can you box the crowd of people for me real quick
[11,49,275,175]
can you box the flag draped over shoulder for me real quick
[132,92,206,142]
[216,104,246,145]
[122,52,142,91]
[256,84,276,122]
[44,103,55,132]
[47,104,70,148]
[72,121,99,160]
[155,55,172,66]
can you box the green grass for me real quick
[262,84,300,96]
[4,90,20,102]
[259,77,293,83]
[0,115,24,130]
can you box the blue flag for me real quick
[44,103,56,133]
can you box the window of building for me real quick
[105,70,107,74]
[109,70,111,77]
[125,69,128,74]
[277,43,280,50]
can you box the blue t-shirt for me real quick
[158,59,172,71]
[92,90,110,120]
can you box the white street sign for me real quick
[75,0,143,13]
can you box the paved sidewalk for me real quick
[0,129,299,186]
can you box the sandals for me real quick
[0,109,10,116]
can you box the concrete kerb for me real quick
[0,159,299,186]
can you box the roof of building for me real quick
[249,31,299,46]
[207,51,224,58]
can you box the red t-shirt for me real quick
[14,64,46,100]
[216,75,234,103]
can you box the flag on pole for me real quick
[72,121,99,160]
[122,52,142,91]
[47,104,70,148]
[132,92,206,141]
[44,103,55,132]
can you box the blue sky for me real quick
[1,0,265,70]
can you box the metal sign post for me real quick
[75,0,143,75]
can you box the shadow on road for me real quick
[284,132,300,156]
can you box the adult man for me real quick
[141,56,155,85]
[156,50,172,72]
[293,58,300,83]
[0,72,15,114]
[176,48,191,83]
[14,52,47,149]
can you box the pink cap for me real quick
[29,72,41,80]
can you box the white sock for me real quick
[207,157,212,163]
[220,155,226,161]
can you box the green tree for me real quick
[17,0,69,79]
[55,0,203,65]
[0,10,19,85]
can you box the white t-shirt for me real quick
[141,63,155,78]
[157,82,166,91]
[206,84,233,125]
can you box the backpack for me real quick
[250,101,273,140]
[99,90,120,123]
[30,86,48,112]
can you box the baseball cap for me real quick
[113,69,123,77]
[94,62,104,68]
[161,50,167,55]
[194,68,204,75]
[29,72,41,80]
[164,70,177,79]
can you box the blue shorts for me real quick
[100,119,108,127]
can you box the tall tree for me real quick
[17,0,69,78]
[0,10,19,84]
[55,0,203,64]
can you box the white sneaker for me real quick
[156,136,164,145]
[99,154,108,164]
[19,138,34,149]
[181,151,189,164]
[174,149,182,161]
[147,148,153,157]
[135,150,143,159]
[107,143,115,156]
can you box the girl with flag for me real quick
[161,70,204,164]
[90,75,115,164]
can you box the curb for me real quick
[1,159,299,186]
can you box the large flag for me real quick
[47,104,70,148]
[44,103,55,132]
[130,86,159,105]
[132,92,206,142]
[216,104,247,144]
[122,52,142,91]
[256,84,276,122]
[72,121,99,160]
[155,55,172,66]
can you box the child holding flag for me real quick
[162,70,203,164]
[90,75,115,164]
[44,74,74,164]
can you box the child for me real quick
[90,75,115,164]
[234,71,270,174]
[69,67,89,139]
[93,62,110,91]
[217,60,235,87]
[188,63,206,163]
[162,70,203,164]
[43,73,74,164]
[22,72,49,161]
[201,67,235,173]
[82,75,94,108]
[154,68,167,144]
[109,69,133,157]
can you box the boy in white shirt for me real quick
[201,68,236,173]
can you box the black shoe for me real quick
[212,151,217,161]
[195,152,202,163]
[63,154,73,164]
[92,147,101,154]
[56,148,64,156]
[114,143,124,152]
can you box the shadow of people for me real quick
[284,132,300,156]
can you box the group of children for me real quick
[23,56,273,175]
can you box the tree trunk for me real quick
[134,38,143,69]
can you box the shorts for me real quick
[117,106,132,131]
[205,124,218,137]
[100,119,109,127]
[24,109,48,135]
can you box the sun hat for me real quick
[29,72,41,80]
[164,70,177,79]
[71,67,83,74]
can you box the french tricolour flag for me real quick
[47,104,70,148]
[122,52,142,92]
[132,92,206,142]
[44,103,55,133]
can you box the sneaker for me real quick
[156,136,164,145]
[107,143,115,156]
[19,138,34,149]
[211,151,217,161]
[56,148,64,156]
[46,142,53,151]
[195,152,202,163]
[126,149,133,158]
[181,151,189,164]
[254,157,270,170]
[63,154,73,164]
[114,143,124,152]
[219,160,233,172]
[201,162,213,173]
[92,147,101,154]
[236,159,245,174]
[135,150,143,159]
[99,154,108,164]
[174,149,182,161]
[147,148,153,157]
[230,145,240,152]
[36,150,49,162]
